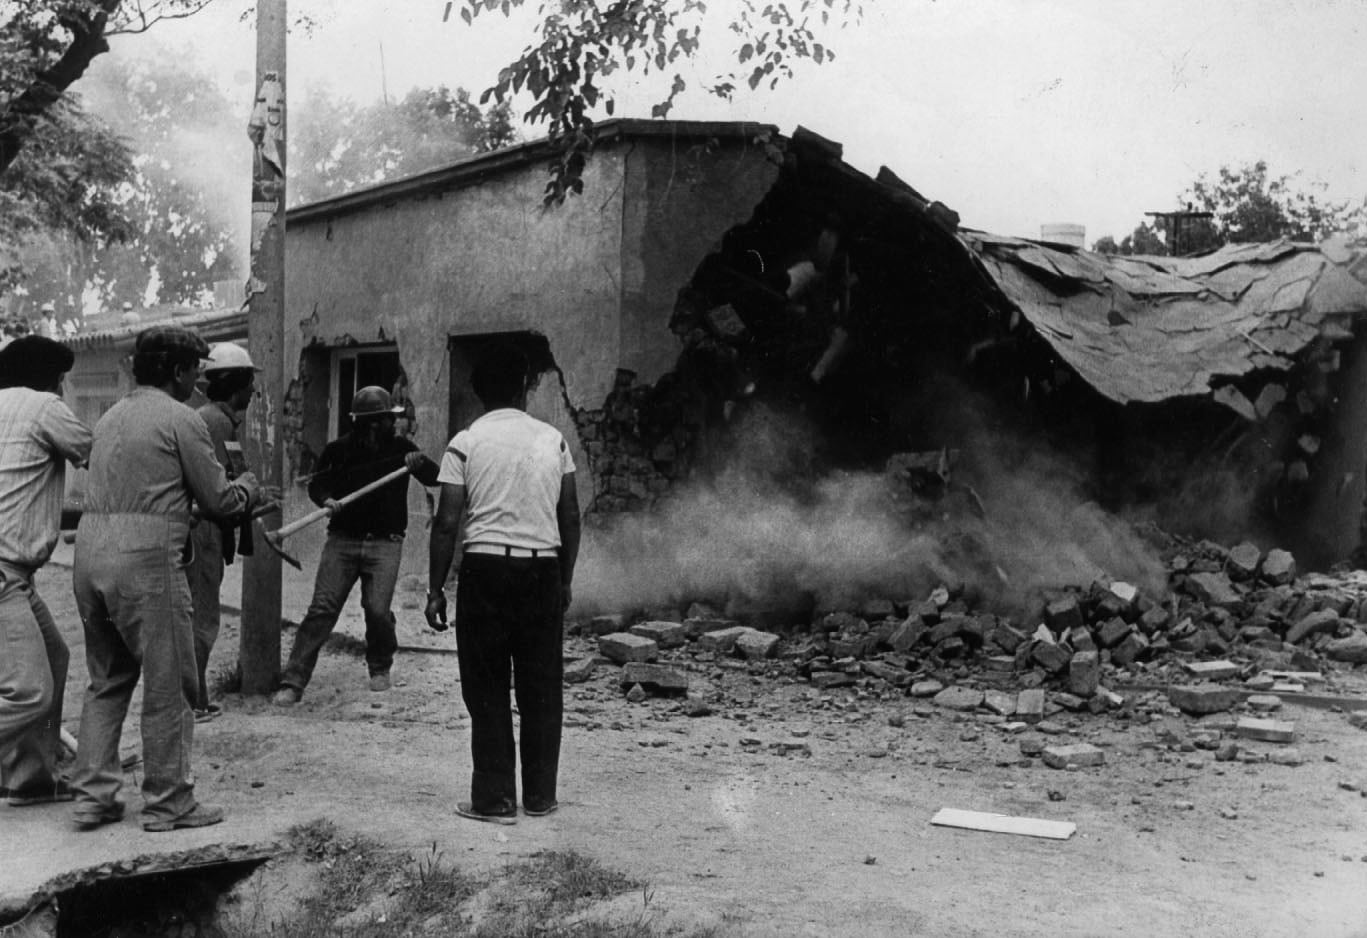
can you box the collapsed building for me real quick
[278,119,1367,594]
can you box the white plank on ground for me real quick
[930,807,1076,840]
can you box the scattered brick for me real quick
[909,679,944,697]
[862,660,912,685]
[1139,605,1171,634]
[1042,743,1105,769]
[1235,717,1296,743]
[1045,596,1084,633]
[1226,542,1262,580]
[933,686,984,711]
[1168,683,1241,715]
[1261,549,1297,585]
[1246,694,1282,712]
[682,617,736,639]
[1285,609,1340,645]
[1031,640,1071,674]
[630,620,687,648]
[886,616,927,652]
[982,690,1016,716]
[1325,631,1367,663]
[1185,572,1243,609]
[587,614,627,636]
[1068,650,1100,696]
[735,630,780,660]
[1096,617,1132,648]
[598,632,659,664]
[1111,631,1149,666]
[1015,688,1045,723]
[698,626,753,654]
[564,658,597,684]
[812,672,855,689]
[619,662,689,696]
[1268,748,1304,766]
[1181,660,1240,680]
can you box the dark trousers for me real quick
[455,554,563,815]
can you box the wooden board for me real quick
[930,808,1076,840]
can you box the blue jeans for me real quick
[280,532,403,695]
[0,562,69,798]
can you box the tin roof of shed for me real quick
[962,233,1367,404]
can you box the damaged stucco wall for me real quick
[280,122,780,571]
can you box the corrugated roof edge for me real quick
[66,308,246,349]
[287,118,781,227]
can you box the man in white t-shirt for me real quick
[426,344,580,824]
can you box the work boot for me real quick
[369,672,391,692]
[143,803,224,833]
[72,801,125,831]
[272,686,301,706]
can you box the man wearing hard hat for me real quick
[186,342,262,721]
[272,386,440,704]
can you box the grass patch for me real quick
[223,819,716,938]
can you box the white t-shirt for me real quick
[438,408,575,550]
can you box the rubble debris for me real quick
[932,686,983,711]
[1183,660,1240,680]
[617,663,688,697]
[564,658,597,683]
[929,807,1075,841]
[629,621,687,648]
[1246,694,1282,712]
[697,626,753,654]
[1235,717,1296,743]
[736,630,781,660]
[1041,743,1105,769]
[598,633,659,664]
[1168,684,1241,715]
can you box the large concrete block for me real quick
[630,620,687,648]
[598,632,659,664]
[1068,650,1101,696]
[619,662,688,696]
[1167,683,1240,715]
[736,630,781,660]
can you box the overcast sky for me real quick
[128,0,1367,245]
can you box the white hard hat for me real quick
[204,342,258,372]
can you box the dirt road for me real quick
[4,549,1367,937]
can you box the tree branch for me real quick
[109,0,219,37]
[0,0,121,176]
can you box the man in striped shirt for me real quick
[0,335,92,808]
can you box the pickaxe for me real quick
[261,465,411,569]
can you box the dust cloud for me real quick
[573,400,1169,626]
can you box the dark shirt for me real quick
[307,433,439,538]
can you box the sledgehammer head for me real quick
[261,524,302,570]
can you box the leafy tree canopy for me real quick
[460,0,861,203]
[13,51,242,312]
[0,0,215,176]
[290,84,517,205]
[0,94,133,290]
[1094,161,1367,256]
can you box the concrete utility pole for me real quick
[242,0,286,695]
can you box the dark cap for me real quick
[134,325,210,360]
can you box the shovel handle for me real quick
[273,465,411,540]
